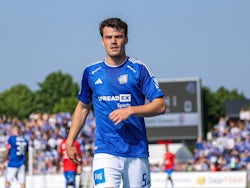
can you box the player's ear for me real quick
[125,36,128,44]
[101,38,104,46]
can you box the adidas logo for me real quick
[95,78,103,85]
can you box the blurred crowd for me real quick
[190,116,250,172]
[150,116,250,172]
[0,111,95,175]
[1,111,250,175]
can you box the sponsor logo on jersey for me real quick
[98,94,131,102]
[117,103,130,108]
[119,94,131,102]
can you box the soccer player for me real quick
[58,127,82,188]
[5,124,29,188]
[162,144,176,188]
[66,17,166,188]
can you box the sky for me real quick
[0,1,250,98]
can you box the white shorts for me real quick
[5,165,26,183]
[93,153,151,188]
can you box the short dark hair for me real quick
[99,18,128,37]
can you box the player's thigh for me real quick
[17,164,26,183]
[93,153,123,188]
[5,167,18,182]
[123,157,151,188]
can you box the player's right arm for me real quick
[66,101,89,165]
[4,144,10,161]
[109,97,166,125]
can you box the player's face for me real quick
[101,26,128,59]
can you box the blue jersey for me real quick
[7,135,28,168]
[78,57,164,157]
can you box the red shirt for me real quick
[164,152,175,170]
[59,139,81,172]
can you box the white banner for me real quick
[151,171,247,188]
[145,113,199,127]
[0,171,247,188]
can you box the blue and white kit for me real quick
[6,135,28,183]
[78,56,164,157]
[7,135,28,168]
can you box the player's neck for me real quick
[105,54,127,66]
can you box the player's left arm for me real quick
[109,97,166,125]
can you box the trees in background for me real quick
[0,71,247,134]
[33,71,79,114]
[202,86,245,133]
[0,71,78,119]
[0,84,35,119]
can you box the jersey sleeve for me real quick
[78,68,92,104]
[139,64,164,101]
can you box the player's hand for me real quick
[109,107,132,125]
[66,144,82,165]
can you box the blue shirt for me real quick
[78,57,164,157]
[7,135,28,168]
